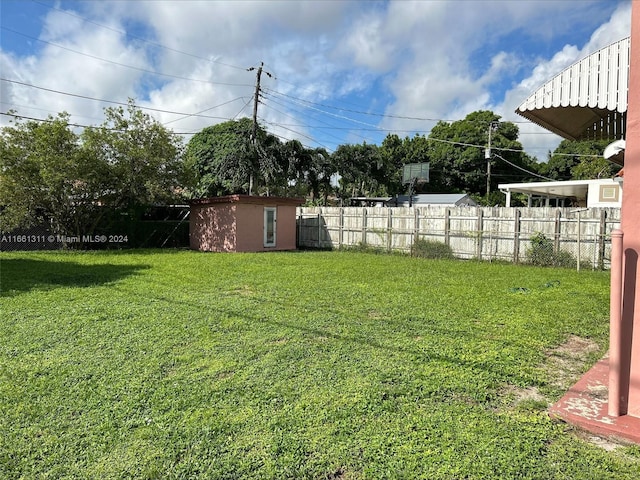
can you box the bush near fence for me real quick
[0,206,190,252]
[297,206,621,269]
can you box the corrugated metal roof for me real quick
[516,37,629,141]
[498,180,602,199]
[392,194,477,206]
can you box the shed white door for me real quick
[264,207,276,247]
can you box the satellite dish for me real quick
[604,139,625,163]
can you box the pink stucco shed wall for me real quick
[189,202,237,252]
[189,195,302,253]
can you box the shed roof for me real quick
[516,37,629,142]
[190,194,304,207]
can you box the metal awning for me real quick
[499,180,592,199]
[516,37,630,142]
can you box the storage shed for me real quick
[190,195,303,252]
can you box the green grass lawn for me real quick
[1,250,639,479]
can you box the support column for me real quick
[609,229,625,416]
[620,1,640,418]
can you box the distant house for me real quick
[387,193,477,207]
[498,178,622,208]
[348,197,391,207]
[190,195,303,252]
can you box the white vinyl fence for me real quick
[297,206,621,269]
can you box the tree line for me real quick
[0,102,621,239]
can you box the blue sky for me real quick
[0,0,632,161]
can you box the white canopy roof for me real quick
[499,180,596,199]
[516,37,629,142]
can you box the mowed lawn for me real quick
[1,250,639,479]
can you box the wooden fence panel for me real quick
[297,206,621,268]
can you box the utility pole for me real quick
[485,121,498,198]
[247,62,272,195]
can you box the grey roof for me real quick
[390,194,477,206]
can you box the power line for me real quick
[1,26,253,88]
[263,87,457,123]
[1,78,237,121]
[232,96,255,121]
[20,0,547,136]
[493,153,554,181]
[162,97,248,126]
[0,84,612,162]
[0,100,105,123]
[261,95,374,146]
[261,119,331,152]
[0,111,192,135]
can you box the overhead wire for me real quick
[1,26,253,88]
[260,94,371,147]
[2,22,574,157]
[231,96,255,120]
[1,78,238,121]
[1,111,195,136]
[493,153,554,181]
[1,15,615,163]
[162,97,248,126]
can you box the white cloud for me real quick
[497,1,632,161]
[0,0,632,160]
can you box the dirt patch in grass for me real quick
[501,336,634,452]
[543,335,600,392]
[495,335,636,453]
[501,335,600,408]
[572,429,628,452]
[326,467,346,479]
[502,384,547,405]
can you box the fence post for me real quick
[317,208,322,248]
[476,208,484,260]
[413,208,419,248]
[387,208,392,252]
[444,208,450,246]
[514,209,521,263]
[339,207,344,249]
[554,209,561,253]
[362,208,367,245]
[598,209,607,269]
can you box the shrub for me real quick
[341,242,387,255]
[411,238,454,259]
[527,232,577,268]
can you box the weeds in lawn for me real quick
[410,239,454,259]
[1,250,637,479]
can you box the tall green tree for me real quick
[185,118,284,197]
[0,113,110,236]
[426,111,538,200]
[379,133,433,195]
[81,100,185,209]
[1,103,186,238]
[332,142,388,199]
[540,139,620,180]
[280,140,333,202]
